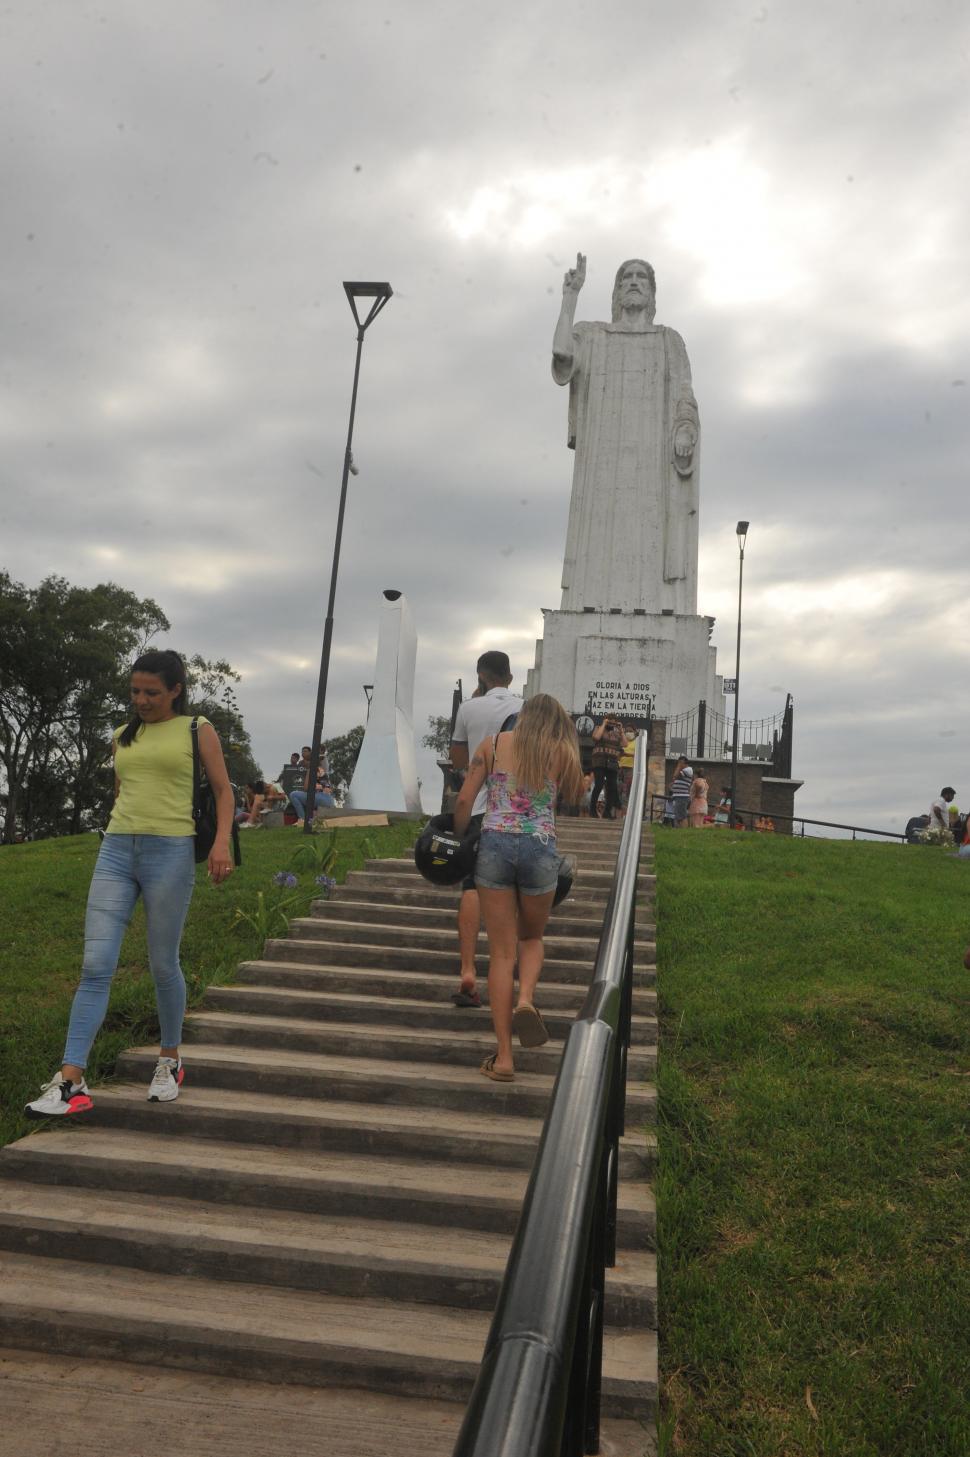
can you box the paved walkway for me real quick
[0,819,657,1454]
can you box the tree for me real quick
[0,573,168,842]
[0,571,260,842]
[422,715,453,759]
[183,654,261,787]
[322,725,365,797]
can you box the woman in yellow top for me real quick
[25,650,235,1119]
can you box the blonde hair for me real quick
[509,694,585,805]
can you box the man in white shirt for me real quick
[449,651,524,1006]
[929,786,956,833]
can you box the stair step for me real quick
[114,1044,658,1123]
[263,939,657,981]
[0,1346,659,1457]
[0,1251,657,1416]
[73,1086,657,1174]
[233,961,657,1013]
[0,1128,656,1246]
[362,857,655,884]
[344,870,654,902]
[305,900,633,940]
[283,921,656,964]
[182,1009,658,1076]
[0,1181,656,1324]
[332,886,656,925]
[204,985,659,1043]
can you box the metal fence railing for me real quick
[649,793,907,843]
[452,736,649,1456]
[665,693,793,779]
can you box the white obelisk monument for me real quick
[346,590,422,814]
[525,255,723,724]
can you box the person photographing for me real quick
[590,714,628,820]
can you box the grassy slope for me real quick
[0,821,419,1150]
[654,828,970,1457]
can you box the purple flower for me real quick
[273,871,298,888]
[315,874,337,890]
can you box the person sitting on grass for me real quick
[929,786,956,835]
[454,693,584,1083]
[289,762,335,825]
[238,779,285,827]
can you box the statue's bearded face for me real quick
[618,263,654,310]
[611,259,657,322]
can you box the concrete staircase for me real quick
[0,817,657,1454]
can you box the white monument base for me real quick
[525,608,724,724]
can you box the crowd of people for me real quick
[237,745,336,829]
[913,784,970,858]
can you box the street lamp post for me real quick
[304,281,392,833]
[728,520,749,829]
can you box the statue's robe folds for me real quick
[554,321,700,616]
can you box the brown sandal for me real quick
[479,1054,515,1083]
[512,1003,549,1048]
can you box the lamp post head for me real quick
[343,281,393,332]
[736,520,749,551]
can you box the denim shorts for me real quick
[474,829,559,896]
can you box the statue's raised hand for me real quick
[563,252,586,298]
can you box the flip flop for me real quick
[512,1004,549,1048]
[480,1054,515,1083]
[451,988,482,1007]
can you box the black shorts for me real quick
[461,813,485,892]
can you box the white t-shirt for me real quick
[929,796,951,829]
[452,686,524,817]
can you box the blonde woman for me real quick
[689,770,709,827]
[454,694,584,1082]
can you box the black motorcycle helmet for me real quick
[414,813,480,886]
[553,854,576,907]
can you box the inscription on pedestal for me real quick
[584,679,655,720]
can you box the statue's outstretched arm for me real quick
[553,251,585,383]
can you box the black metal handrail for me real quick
[452,736,649,1457]
[649,793,907,843]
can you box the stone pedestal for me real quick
[525,608,724,725]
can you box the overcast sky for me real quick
[2,0,967,831]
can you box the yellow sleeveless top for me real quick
[107,715,210,837]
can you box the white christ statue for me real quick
[552,254,700,616]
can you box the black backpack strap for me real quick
[191,716,242,868]
[190,717,202,826]
[499,711,519,733]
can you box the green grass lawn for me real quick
[0,820,419,1150]
[654,827,970,1457]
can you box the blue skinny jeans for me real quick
[289,789,334,819]
[63,834,196,1069]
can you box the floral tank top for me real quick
[482,735,557,839]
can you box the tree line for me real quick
[0,571,262,844]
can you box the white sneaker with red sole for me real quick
[25,1073,94,1119]
[147,1056,185,1102]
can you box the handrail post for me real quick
[584,1146,608,1456]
